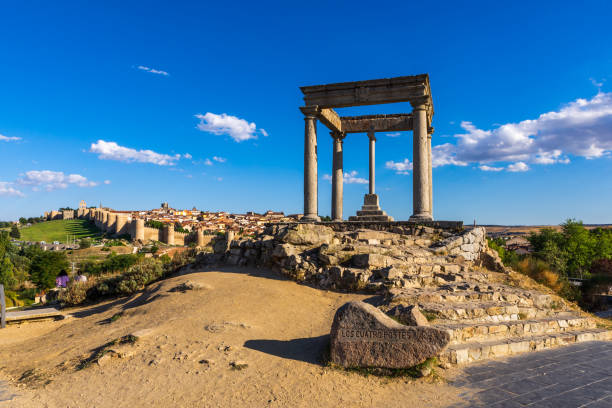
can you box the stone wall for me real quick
[143,226,161,241]
[197,224,500,291]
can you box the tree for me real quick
[9,225,20,239]
[29,251,69,290]
[561,219,595,278]
[0,255,15,289]
[19,217,27,225]
[79,238,92,249]
[0,232,16,288]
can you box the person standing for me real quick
[55,270,69,288]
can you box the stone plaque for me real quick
[330,301,450,369]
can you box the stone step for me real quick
[386,270,493,290]
[388,286,553,308]
[418,301,562,322]
[440,328,612,365]
[348,215,395,222]
[356,210,388,217]
[435,315,596,344]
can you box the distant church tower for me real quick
[79,200,87,209]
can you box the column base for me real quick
[302,215,321,222]
[348,194,394,222]
[409,213,433,222]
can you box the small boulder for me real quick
[387,304,430,327]
[278,224,334,246]
[229,360,248,370]
[330,301,449,369]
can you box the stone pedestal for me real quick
[348,194,394,222]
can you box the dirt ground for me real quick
[0,266,464,408]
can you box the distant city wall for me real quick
[44,207,209,247]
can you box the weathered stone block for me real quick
[330,301,449,369]
[279,224,334,246]
[272,243,296,259]
[387,304,429,327]
[352,253,394,269]
[379,266,404,280]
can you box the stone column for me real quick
[428,131,433,219]
[302,108,320,222]
[410,103,432,221]
[368,131,376,195]
[331,132,345,221]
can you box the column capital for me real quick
[330,131,345,141]
[409,98,429,111]
[367,131,376,142]
[428,126,435,136]
[300,105,319,119]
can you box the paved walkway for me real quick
[4,307,63,323]
[451,341,612,407]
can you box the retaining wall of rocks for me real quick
[198,224,502,291]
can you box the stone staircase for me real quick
[384,280,612,366]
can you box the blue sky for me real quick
[1,1,611,224]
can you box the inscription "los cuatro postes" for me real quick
[338,328,413,342]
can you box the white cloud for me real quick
[507,162,529,172]
[386,132,401,138]
[137,65,169,76]
[0,182,24,197]
[261,129,269,137]
[104,180,111,185]
[590,78,604,88]
[195,112,265,142]
[385,159,413,175]
[433,92,612,171]
[0,134,21,142]
[479,165,504,172]
[183,153,192,159]
[17,170,98,191]
[90,140,181,166]
[212,156,226,163]
[322,170,368,184]
[216,177,223,182]
[344,170,368,184]
[204,158,213,166]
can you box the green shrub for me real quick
[79,238,92,249]
[91,258,164,298]
[79,253,141,276]
[104,240,125,247]
[59,279,97,305]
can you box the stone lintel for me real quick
[299,106,342,133]
[318,108,342,133]
[340,113,413,133]
[300,74,433,117]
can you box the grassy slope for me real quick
[19,219,102,243]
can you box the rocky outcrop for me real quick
[198,224,490,291]
[195,224,612,367]
[329,301,450,368]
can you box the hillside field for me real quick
[19,219,102,243]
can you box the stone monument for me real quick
[300,75,435,222]
[330,301,449,369]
